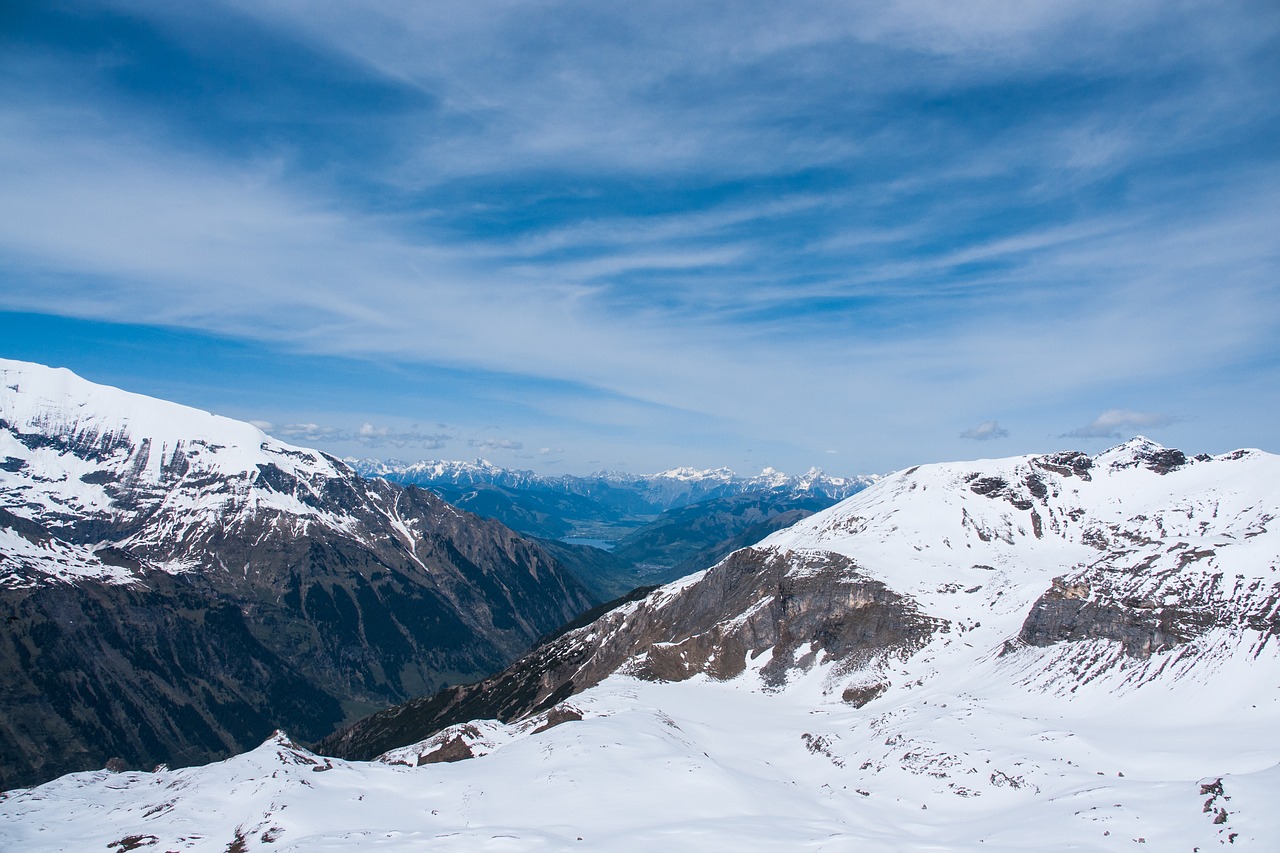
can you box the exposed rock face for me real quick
[1015,553,1280,659]
[532,704,583,733]
[0,359,594,787]
[840,681,887,708]
[628,549,939,685]
[417,733,475,765]
[1013,577,1205,657]
[318,548,937,760]
[0,573,343,787]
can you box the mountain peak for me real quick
[651,466,737,481]
[1100,434,1164,453]
[1,357,338,488]
[1093,435,1187,475]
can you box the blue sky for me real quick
[1,0,1277,475]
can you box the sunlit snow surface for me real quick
[0,359,376,586]
[2,652,1277,851]
[4,435,1279,850]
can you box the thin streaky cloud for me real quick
[274,422,452,449]
[470,438,525,452]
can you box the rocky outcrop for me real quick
[627,549,939,685]
[1015,566,1280,659]
[318,547,938,761]
[1013,578,1209,658]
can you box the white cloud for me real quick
[960,420,1009,441]
[273,421,450,448]
[1064,409,1176,439]
[469,437,524,451]
[278,422,337,440]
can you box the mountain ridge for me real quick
[0,358,594,788]
[347,455,880,597]
[347,456,877,513]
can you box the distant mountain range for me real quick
[348,457,875,525]
[348,457,880,598]
[0,359,594,788]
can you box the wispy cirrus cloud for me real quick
[0,0,1275,472]
[272,421,452,449]
[469,437,525,452]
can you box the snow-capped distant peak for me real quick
[651,466,737,482]
[355,457,880,513]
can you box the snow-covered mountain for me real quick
[7,437,1277,849]
[0,359,593,787]
[2,359,375,585]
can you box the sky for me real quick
[1,0,1277,476]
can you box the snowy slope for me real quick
[4,438,1278,850]
[4,642,1275,850]
[0,357,361,585]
